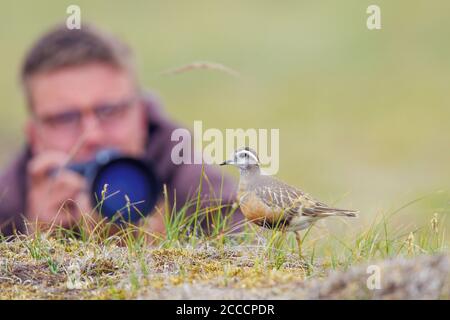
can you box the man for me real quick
[0,24,241,237]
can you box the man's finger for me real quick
[27,151,70,182]
[51,170,87,192]
[29,170,89,225]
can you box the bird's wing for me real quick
[252,177,306,217]
[253,177,358,218]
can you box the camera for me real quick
[65,149,162,223]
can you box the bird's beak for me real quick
[220,159,233,166]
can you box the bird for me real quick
[220,147,358,257]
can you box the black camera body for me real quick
[66,149,161,223]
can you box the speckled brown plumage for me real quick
[222,147,358,232]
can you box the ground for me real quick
[0,191,448,300]
[0,235,448,299]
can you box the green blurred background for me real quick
[0,1,449,228]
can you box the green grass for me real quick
[0,174,448,299]
[0,0,449,299]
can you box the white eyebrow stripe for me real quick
[236,150,259,163]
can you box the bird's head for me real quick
[220,147,260,171]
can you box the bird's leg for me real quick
[295,231,303,259]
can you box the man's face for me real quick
[26,63,148,162]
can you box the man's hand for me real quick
[26,152,94,232]
[140,200,167,245]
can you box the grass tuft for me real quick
[0,191,448,299]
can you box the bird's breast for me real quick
[238,191,288,229]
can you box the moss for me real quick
[0,212,448,300]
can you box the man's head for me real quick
[22,24,148,162]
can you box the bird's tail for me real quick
[304,202,359,218]
[331,208,359,217]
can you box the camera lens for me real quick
[91,158,160,223]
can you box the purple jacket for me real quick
[0,93,242,236]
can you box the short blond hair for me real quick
[21,23,137,109]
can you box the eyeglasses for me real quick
[35,96,138,133]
